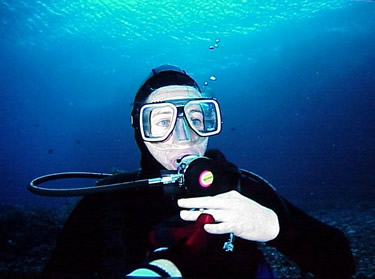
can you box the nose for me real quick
[174,117,192,142]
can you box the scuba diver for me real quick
[42,65,355,278]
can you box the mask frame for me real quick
[139,98,222,142]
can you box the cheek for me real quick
[144,142,172,169]
[145,144,167,161]
[198,139,208,155]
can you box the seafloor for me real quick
[0,197,374,278]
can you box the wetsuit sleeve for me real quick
[42,171,144,277]
[205,149,355,278]
[42,195,105,276]
[241,175,355,278]
[267,197,355,279]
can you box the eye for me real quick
[157,119,171,127]
[192,119,202,126]
[189,111,204,128]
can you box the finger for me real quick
[180,209,229,222]
[179,210,200,221]
[178,196,228,209]
[204,210,233,223]
[214,190,240,199]
[204,222,233,235]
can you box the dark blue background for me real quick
[1,1,374,208]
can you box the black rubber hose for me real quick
[28,172,153,197]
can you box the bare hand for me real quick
[178,190,279,242]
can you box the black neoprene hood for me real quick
[131,65,202,176]
[132,65,201,114]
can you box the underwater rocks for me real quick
[0,203,68,273]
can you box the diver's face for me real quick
[144,85,208,170]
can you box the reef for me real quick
[0,203,67,274]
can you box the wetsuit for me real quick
[43,150,355,278]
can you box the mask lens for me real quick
[140,103,177,141]
[184,100,221,136]
[140,99,221,142]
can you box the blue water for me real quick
[1,0,374,208]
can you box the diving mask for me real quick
[138,98,222,142]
